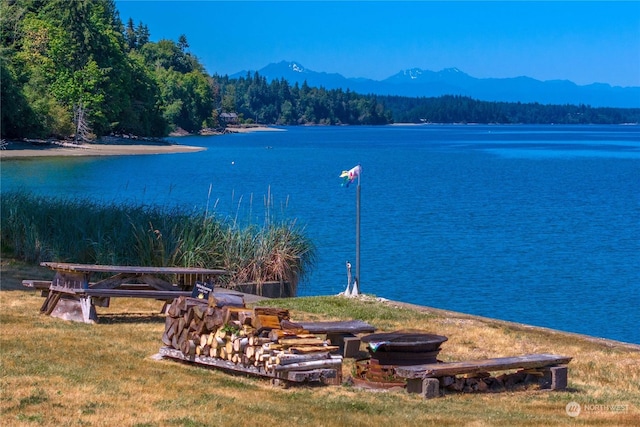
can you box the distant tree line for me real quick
[216,73,391,125]
[381,95,640,125]
[1,0,637,141]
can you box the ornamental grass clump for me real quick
[222,219,316,295]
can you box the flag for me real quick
[339,164,361,187]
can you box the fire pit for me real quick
[361,330,448,366]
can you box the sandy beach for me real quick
[0,126,283,159]
[0,140,206,159]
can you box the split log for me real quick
[223,307,252,324]
[273,357,343,372]
[245,345,256,360]
[162,330,172,346]
[209,293,245,308]
[249,336,272,346]
[166,301,181,317]
[211,336,225,349]
[288,345,340,354]
[280,319,306,332]
[204,309,224,330]
[275,352,331,365]
[192,305,205,320]
[262,342,284,351]
[219,346,229,360]
[279,337,329,347]
[238,310,255,326]
[201,344,211,356]
[253,314,281,332]
[233,337,248,353]
[181,339,196,356]
[268,329,299,341]
[253,307,290,320]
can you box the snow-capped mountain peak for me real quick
[228,61,639,108]
[290,62,305,73]
[402,68,423,80]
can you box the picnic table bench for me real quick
[36,262,228,323]
[394,353,572,398]
[296,320,376,358]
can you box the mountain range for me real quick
[230,61,640,109]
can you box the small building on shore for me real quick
[220,113,239,125]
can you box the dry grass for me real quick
[1,260,639,426]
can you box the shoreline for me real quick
[376,296,640,351]
[0,140,206,159]
[0,126,282,159]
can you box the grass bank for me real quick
[1,260,638,426]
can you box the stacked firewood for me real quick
[441,370,544,393]
[162,296,342,373]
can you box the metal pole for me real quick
[355,179,361,291]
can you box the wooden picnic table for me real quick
[39,262,228,323]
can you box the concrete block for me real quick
[550,366,568,390]
[343,337,361,358]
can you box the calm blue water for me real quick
[2,125,639,344]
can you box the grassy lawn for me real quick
[1,259,638,426]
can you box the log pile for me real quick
[162,296,342,376]
[441,369,545,393]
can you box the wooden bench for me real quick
[22,280,52,289]
[25,280,191,305]
[394,353,572,398]
[296,320,376,358]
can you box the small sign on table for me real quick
[191,281,214,299]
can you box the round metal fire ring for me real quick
[361,330,448,365]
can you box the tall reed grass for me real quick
[0,191,315,292]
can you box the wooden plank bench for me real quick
[72,288,192,300]
[394,353,572,398]
[296,320,376,358]
[25,280,191,303]
[22,280,52,290]
[22,280,175,296]
[22,280,54,296]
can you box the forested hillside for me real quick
[1,0,216,139]
[216,73,391,126]
[1,0,637,141]
[0,0,390,140]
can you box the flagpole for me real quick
[355,173,361,291]
[339,164,362,295]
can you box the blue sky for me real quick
[115,1,640,87]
